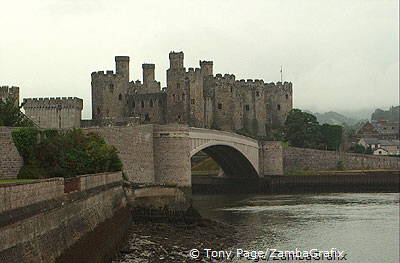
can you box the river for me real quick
[192,193,399,263]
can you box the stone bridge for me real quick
[83,124,400,190]
[84,124,267,188]
[188,127,259,178]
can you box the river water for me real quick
[192,193,399,263]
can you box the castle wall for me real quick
[91,53,293,137]
[126,92,166,124]
[0,127,23,179]
[0,86,19,106]
[23,97,82,129]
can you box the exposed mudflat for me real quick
[112,219,236,263]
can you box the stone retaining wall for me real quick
[0,172,126,263]
[0,178,64,213]
[0,127,23,179]
[283,146,400,172]
[84,125,155,183]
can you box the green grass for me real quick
[191,157,220,172]
[0,179,36,184]
[285,170,318,176]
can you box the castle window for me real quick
[109,84,114,93]
[177,83,180,89]
[182,93,185,101]
[285,94,289,99]
[277,104,281,110]
[191,99,195,105]
[150,99,154,108]
[141,100,145,108]
[118,94,122,101]
[97,107,101,115]
[218,103,223,110]
[230,87,233,93]
[245,105,250,111]
[256,91,260,97]
[132,101,135,108]
[145,113,150,122]
[173,94,176,102]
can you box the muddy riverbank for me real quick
[112,218,236,263]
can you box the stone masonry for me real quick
[22,97,83,129]
[91,52,293,136]
[0,127,23,179]
[0,86,19,106]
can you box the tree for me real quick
[0,97,33,127]
[284,109,321,148]
[320,124,343,150]
[284,109,344,150]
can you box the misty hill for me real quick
[371,106,399,122]
[305,110,359,126]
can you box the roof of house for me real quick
[380,140,400,146]
[360,137,380,144]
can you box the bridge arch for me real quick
[189,128,260,179]
[191,143,259,178]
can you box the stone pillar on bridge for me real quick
[152,125,192,188]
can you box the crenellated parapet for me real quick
[0,86,19,104]
[214,73,236,84]
[23,97,83,110]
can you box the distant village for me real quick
[351,118,399,156]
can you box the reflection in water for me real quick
[193,193,400,263]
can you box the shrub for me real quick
[12,128,122,179]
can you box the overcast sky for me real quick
[1,0,398,119]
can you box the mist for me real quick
[0,0,398,119]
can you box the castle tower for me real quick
[91,56,131,120]
[166,51,187,123]
[0,86,19,106]
[115,56,130,80]
[142,63,155,92]
[169,51,184,69]
[200,61,213,76]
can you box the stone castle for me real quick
[23,97,83,129]
[0,86,19,106]
[17,51,292,135]
[91,52,292,136]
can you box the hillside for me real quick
[305,110,359,126]
[371,106,400,122]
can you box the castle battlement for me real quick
[23,97,83,109]
[214,73,236,83]
[0,86,19,94]
[91,70,119,78]
[0,86,20,105]
[90,51,293,135]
